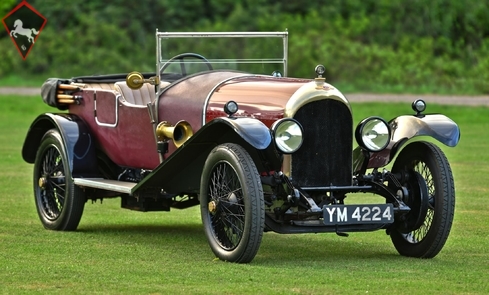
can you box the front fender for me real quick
[353,114,460,171]
[390,114,460,147]
[22,113,98,177]
[215,117,272,149]
[132,116,280,195]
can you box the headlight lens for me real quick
[412,99,426,115]
[224,100,239,116]
[272,118,304,154]
[355,117,391,152]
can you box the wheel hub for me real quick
[38,176,47,190]
[208,200,217,214]
[397,171,429,233]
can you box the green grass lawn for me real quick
[1,95,488,294]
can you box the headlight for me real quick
[355,117,391,152]
[272,118,304,154]
[224,100,239,116]
[412,99,426,116]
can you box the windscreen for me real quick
[157,31,288,78]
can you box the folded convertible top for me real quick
[40,78,71,110]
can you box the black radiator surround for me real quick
[291,99,353,187]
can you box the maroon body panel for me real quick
[206,76,310,127]
[68,72,310,169]
[158,71,246,156]
[69,90,160,169]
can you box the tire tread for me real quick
[390,141,455,258]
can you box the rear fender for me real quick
[353,114,460,172]
[132,117,281,194]
[22,113,98,177]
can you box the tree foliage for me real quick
[1,0,489,93]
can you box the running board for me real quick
[73,178,136,195]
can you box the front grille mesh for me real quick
[291,99,353,187]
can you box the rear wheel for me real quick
[389,141,455,258]
[200,143,264,263]
[33,129,85,230]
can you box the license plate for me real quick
[323,204,394,225]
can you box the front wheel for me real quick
[389,141,455,258]
[200,143,265,263]
[33,129,86,230]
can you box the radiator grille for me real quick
[291,99,353,187]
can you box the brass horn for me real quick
[126,71,160,90]
[156,120,193,148]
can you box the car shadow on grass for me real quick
[75,223,401,263]
[77,223,205,241]
[78,223,205,244]
[256,231,401,264]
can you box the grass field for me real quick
[1,95,488,294]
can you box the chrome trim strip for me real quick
[156,31,288,38]
[201,74,261,126]
[156,28,161,97]
[283,33,288,77]
[73,178,136,194]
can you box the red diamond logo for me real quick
[2,0,47,60]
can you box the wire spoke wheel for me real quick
[38,146,66,220]
[200,143,264,263]
[390,141,455,258]
[402,164,432,242]
[34,130,85,230]
[209,162,246,249]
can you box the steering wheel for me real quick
[160,53,213,76]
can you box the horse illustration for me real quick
[10,19,39,44]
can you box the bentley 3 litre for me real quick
[22,31,460,263]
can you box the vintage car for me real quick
[22,31,460,263]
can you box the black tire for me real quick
[200,143,265,263]
[389,141,455,258]
[33,129,85,230]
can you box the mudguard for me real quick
[215,117,272,149]
[353,114,460,172]
[132,117,280,195]
[22,113,99,177]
